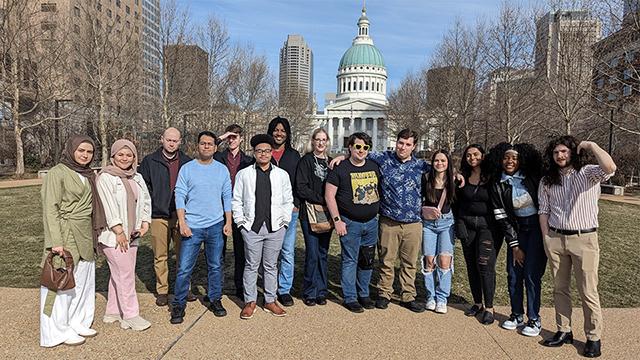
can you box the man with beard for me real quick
[267,117,301,307]
[139,127,195,306]
[538,136,616,358]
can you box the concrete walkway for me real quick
[1,288,636,359]
[0,178,42,189]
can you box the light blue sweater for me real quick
[175,159,232,229]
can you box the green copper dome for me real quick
[339,43,385,69]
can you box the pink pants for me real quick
[101,245,139,320]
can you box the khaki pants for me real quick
[377,216,422,302]
[543,230,603,341]
[150,214,181,295]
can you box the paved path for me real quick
[0,178,42,189]
[1,288,637,359]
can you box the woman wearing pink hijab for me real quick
[97,139,152,331]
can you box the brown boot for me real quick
[240,302,257,320]
[155,294,168,307]
[263,302,287,317]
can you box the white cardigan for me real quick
[97,172,152,247]
[232,164,294,232]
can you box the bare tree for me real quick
[278,89,316,151]
[386,71,429,137]
[482,1,542,143]
[428,19,485,150]
[72,3,141,166]
[0,0,73,176]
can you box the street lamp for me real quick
[54,99,72,163]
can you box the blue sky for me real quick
[188,0,535,109]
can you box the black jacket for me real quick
[138,148,191,219]
[295,153,332,220]
[271,147,301,208]
[213,148,254,175]
[489,174,540,249]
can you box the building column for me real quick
[338,117,344,151]
[373,117,378,150]
[327,118,334,150]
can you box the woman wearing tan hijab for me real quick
[97,139,152,331]
[40,135,104,347]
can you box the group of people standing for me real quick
[39,118,614,358]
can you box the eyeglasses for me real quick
[254,148,272,154]
[313,138,327,143]
[353,144,370,151]
[199,142,215,147]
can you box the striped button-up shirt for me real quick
[538,165,612,230]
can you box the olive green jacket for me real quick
[41,163,95,267]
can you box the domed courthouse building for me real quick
[315,6,392,153]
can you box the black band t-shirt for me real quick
[326,159,381,222]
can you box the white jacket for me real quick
[97,172,152,247]
[232,164,294,232]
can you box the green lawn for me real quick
[1,185,638,307]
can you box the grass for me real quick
[1,185,638,307]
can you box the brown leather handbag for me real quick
[40,250,76,291]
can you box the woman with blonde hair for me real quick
[296,128,333,306]
[97,139,152,331]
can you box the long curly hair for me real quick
[486,142,543,182]
[424,150,456,204]
[542,135,584,186]
[459,143,489,183]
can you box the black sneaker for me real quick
[375,297,390,309]
[343,301,364,313]
[303,298,317,306]
[481,310,495,325]
[208,299,227,317]
[277,293,295,307]
[358,296,375,309]
[316,296,327,305]
[170,305,185,324]
[464,304,483,317]
[400,300,425,313]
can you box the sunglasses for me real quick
[353,144,370,151]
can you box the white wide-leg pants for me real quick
[40,260,95,347]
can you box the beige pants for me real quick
[150,214,181,295]
[377,216,422,302]
[543,230,602,340]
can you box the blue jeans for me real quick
[422,212,455,304]
[340,215,378,303]
[278,210,299,295]
[507,215,547,320]
[301,218,332,300]
[172,221,224,307]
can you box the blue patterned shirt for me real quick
[368,151,430,223]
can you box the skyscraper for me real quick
[534,10,601,79]
[142,0,161,99]
[163,44,209,112]
[279,34,313,108]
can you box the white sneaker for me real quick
[435,303,448,314]
[63,334,86,346]
[501,314,525,330]
[425,300,436,311]
[71,324,97,337]
[120,315,151,331]
[103,313,121,323]
[521,318,542,337]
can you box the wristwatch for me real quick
[333,216,341,222]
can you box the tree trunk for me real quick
[13,116,24,178]
[99,88,108,167]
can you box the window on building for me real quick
[73,6,80,17]
[41,3,56,12]
[116,14,121,23]
[376,82,380,92]
[610,57,619,68]
[73,24,80,34]
[623,84,632,96]
[107,9,112,17]
[126,5,130,14]
[608,93,617,101]
[359,81,363,90]
[625,51,636,63]
[596,78,604,89]
[97,2,102,11]
[116,0,121,7]
[41,22,56,32]
[365,82,369,90]
[624,68,633,80]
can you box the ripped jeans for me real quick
[422,212,455,304]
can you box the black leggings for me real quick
[460,216,503,308]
